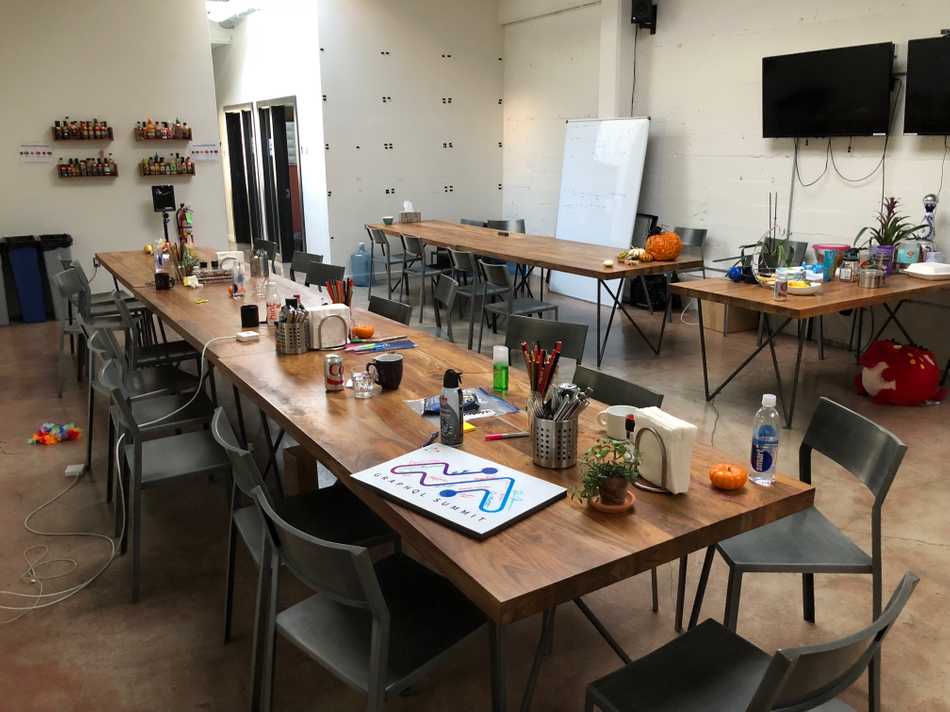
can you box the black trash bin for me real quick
[1,236,49,323]
[39,234,73,322]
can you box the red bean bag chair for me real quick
[855,340,946,406]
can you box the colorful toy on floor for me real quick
[855,340,947,406]
[29,422,82,445]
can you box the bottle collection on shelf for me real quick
[57,152,117,177]
[53,117,113,140]
[141,153,195,176]
[135,118,192,141]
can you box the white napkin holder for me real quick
[309,304,351,350]
[632,407,697,495]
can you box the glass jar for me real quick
[839,250,860,282]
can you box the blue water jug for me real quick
[350,242,372,287]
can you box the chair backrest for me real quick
[673,227,707,247]
[746,572,919,712]
[401,234,426,258]
[98,358,140,438]
[799,397,906,502]
[210,408,266,497]
[368,295,412,325]
[504,315,588,364]
[252,487,388,617]
[449,249,479,277]
[460,218,486,227]
[60,257,75,272]
[366,226,397,254]
[572,365,663,408]
[305,262,345,288]
[53,268,91,319]
[290,251,323,282]
[486,219,526,234]
[433,275,458,309]
[479,260,513,290]
[632,213,659,247]
[255,240,278,261]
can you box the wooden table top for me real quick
[99,249,814,624]
[368,220,704,279]
[671,274,950,319]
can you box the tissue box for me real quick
[399,211,422,224]
[309,304,351,350]
[633,407,697,495]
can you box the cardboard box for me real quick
[282,445,318,496]
[701,301,759,334]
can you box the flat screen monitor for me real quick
[151,184,175,213]
[762,42,894,138]
[905,37,950,135]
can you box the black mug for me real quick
[154,272,173,290]
[241,304,260,328]
[367,353,403,391]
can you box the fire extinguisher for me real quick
[176,203,194,246]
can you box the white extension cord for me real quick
[0,334,233,621]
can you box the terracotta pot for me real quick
[599,476,629,506]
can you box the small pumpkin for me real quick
[709,463,748,491]
[644,231,683,261]
[351,324,375,339]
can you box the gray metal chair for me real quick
[688,397,906,712]
[250,486,485,711]
[210,409,395,644]
[586,572,918,712]
[431,275,459,342]
[289,251,323,283]
[365,227,404,300]
[629,213,660,311]
[449,249,507,350]
[486,218,532,293]
[368,295,412,326]
[477,261,560,354]
[112,295,200,371]
[303,261,345,289]
[399,235,451,323]
[503,314,588,365]
[101,359,230,603]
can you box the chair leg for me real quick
[651,567,659,613]
[223,510,238,643]
[640,275,654,314]
[802,573,815,623]
[129,447,143,603]
[57,323,67,398]
[818,316,825,361]
[869,653,881,712]
[688,546,715,630]
[724,568,743,632]
[418,272,426,324]
[675,556,687,633]
[478,306,487,354]
[84,379,95,474]
[106,417,115,503]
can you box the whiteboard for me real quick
[550,118,650,303]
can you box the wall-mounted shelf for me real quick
[134,120,192,141]
[52,119,113,141]
[57,158,118,178]
[58,173,118,179]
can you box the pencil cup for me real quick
[275,321,310,354]
[531,416,578,469]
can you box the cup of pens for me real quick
[275,303,310,354]
[522,341,588,469]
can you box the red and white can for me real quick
[324,354,344,392]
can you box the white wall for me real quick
[0,0,228,290]
[317,0,504,265]
[211,1,331,259]
[501,2,601,235]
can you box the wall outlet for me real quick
[64,464,85,478]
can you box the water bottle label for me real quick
[751,439,774,473]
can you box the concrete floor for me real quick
[0,284,947,711]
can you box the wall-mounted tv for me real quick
[905,37,950,135]
[762,42,894,138]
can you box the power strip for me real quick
[64,464,84,478]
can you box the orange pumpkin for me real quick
[644,231,683,261]
[351,324,375,339]
[709,463,748,491]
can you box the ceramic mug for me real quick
[596,405,638,439]
[367,352,403,390]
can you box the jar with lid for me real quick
[839,249,860,282]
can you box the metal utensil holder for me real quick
[275,321,310,355]
[531,415,578,469]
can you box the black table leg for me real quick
[259,410,285,497]
[697,300,711,399]
[596,277,670,365]
[596,280,602,366]
[519,608,556,712]
[490,621,508,712]
[574,598,631,665]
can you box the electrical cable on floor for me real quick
[0,334,231,620]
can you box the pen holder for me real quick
[531,415,578,469]
[275,321,310,355]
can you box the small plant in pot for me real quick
[573,438,638,508]
[854,197,925,275]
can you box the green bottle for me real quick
[492,345,509,393]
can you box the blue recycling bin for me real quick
[3,236,48,323]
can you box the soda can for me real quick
[324,354,344,391]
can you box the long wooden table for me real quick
[671,275,950,426]
[368,220,705,364]
[99,250,813,711]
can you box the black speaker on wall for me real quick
[632,0,657,34]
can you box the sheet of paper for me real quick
[19,144,54,163]
[351,443,565,538]
[191,143,221,161]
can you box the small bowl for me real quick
[382,216,394,226]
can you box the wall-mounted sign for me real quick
[192,143,220,161]
[19,144,54,163]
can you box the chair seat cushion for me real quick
[587,620,854,712]
[127,392,213,437]
[276,553,484,695]
[124,365,199,397]
[718,507,872,573]
[136,340,200,366]
[123,431,228,488]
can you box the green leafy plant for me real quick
[572,437,639,503]
[178,244,200,276]
[854,197,926,247]
[759,236,793,268]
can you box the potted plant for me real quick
[573,438,638,508]
[854,197,925,275]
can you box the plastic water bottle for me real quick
[750,394,780,486]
